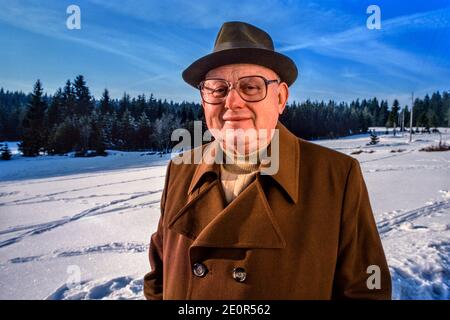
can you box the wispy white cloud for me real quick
[279,6,450,99]
[0,0,192,76]
[87,0,306,30]
[279,6,450,52]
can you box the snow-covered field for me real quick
[0,128,449,300]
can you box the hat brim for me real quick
[182,48,298,88]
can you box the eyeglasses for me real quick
[198,75,279,105]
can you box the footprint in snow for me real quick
[46,276,144,300]
[398,222,428,231]
[428,223,449,231]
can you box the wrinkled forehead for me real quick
[205,63,279,81]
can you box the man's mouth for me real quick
[222,115,251,122]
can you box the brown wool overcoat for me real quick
[144,122,392,300]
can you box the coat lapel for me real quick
[167,179,226,240]
[192,175,286,249]
[168,173,286,249]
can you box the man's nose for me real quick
[224,86,245,110]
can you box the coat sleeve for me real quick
[143,160,171,300]
[332,158,392,300]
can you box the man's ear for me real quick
[278,82,289,115]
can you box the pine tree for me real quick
[361,107,371,133]
[369,97,380,123]
[19,80,47,156]
[378,100,389,127]
[136,112,152,150]
[401,106,410,132]
[118,93,131,117]
[62,80,76,117]
[447,102,450,127]
[77,115,92,153]
[134,94,147,119]
[73,75,93,116]
[1,142,12,160]
[156,99,165,119]
[99,89,113,115]
[369,130,380,145]
[109,111,121,148]
[47,88,64,128]
[422,94,431,131]
[101,112,114,148]
[430,91,443,126]
[442,91,450,126]
[427,109,439,130]
[388,99,400,136]
[119,109,136,150]
[48,117,80,154]
[418,112,429,131]
[89,111,107,156]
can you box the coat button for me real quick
[232,267,247,282]
[192,263,208,277]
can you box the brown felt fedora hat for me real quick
[182,21,298,88]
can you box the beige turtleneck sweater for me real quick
[220,147,265,204]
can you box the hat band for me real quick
[213,41,273,52]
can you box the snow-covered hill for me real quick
[0,129,449,299]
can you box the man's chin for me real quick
[218,132,270,156]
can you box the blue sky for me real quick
[0,0,449,107]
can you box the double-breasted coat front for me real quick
[144,122,392,299]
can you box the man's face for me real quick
[202,64,289,154]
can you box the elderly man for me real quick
[143,21,391,300]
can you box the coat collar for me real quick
[187,121,300,204]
